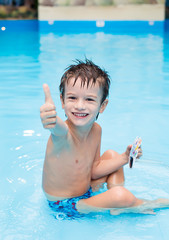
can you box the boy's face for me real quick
[61,77,108,128]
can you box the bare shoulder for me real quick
[93,122,102,132]
[92,122,102,137]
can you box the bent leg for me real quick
[77,186,169,215]
[102,150,125,188]
[91,150,125,191]
[77,186,143,214]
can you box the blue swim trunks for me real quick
[48,188,93,220]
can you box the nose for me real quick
[75,99,86,110]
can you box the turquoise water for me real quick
[0,20,169,239]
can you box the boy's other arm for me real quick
[40,84,68,136]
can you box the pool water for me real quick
[0,20,169,240]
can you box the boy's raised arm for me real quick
[40,84,68,136]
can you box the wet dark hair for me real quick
[59,59,111,104]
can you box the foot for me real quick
[110,208,156,215]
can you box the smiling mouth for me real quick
[72,112,89,118]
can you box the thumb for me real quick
[126,145,132,156]
[43,84,54,105]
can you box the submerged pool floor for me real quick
[0,20,169,240]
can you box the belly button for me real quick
[75,159,79,164]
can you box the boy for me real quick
[40,59,169,216]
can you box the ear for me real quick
[99,99,108,113]
[60,94,65,109]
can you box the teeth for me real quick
[73,113,87,117]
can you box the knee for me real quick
[105,149,116,156]
[111,186,137,208]
[102,149,118,159]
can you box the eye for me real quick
[68,96,76,100]
[86,98,95,102]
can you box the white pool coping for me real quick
[38,4,165,21]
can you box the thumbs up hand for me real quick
[40,84,57,129]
